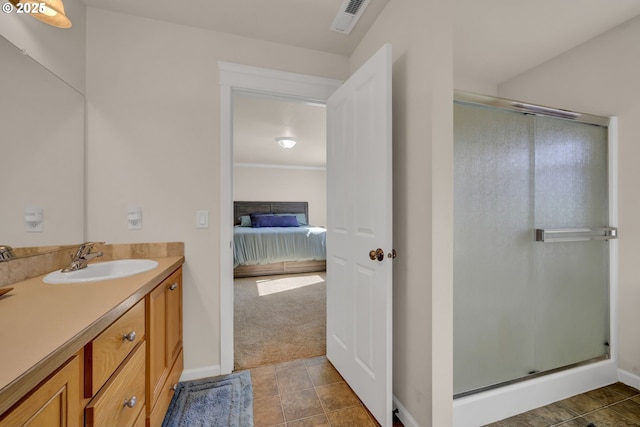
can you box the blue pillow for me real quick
[275,213,307,225]
[239,213,274,226]
[250,214,299,228]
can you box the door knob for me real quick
[369,248,384,262]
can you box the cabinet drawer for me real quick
[85,342,145,427]
[85,299,145,396]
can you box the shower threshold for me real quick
[453,354,610,399]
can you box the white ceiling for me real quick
[233,94,326,168]
[80,0,390,57]
[81,0,640,167]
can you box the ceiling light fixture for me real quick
[9,0,72,28]
[276,137,297,149]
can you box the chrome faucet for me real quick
[61,242,105,272]
[0,245,16,261]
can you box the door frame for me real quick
[218,62,342,374]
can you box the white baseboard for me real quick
[393,395,419,427]
[618,368,640,389]
[179,365,221,382]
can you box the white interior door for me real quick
[326,43,393,427]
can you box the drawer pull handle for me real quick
[170,384,178,392]
[123,396,137,409]
[123,331,137,342]
[169,283,178,291]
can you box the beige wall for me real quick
[85,7,348,373]
[233,166,327,226]
[499,16,640,380]
[351,1,454,425]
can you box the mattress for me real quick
[233,225,326,268]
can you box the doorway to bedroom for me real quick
[231,92,328,370]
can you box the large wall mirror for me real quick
[0,36,84,254]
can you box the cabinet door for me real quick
[148,278,167,408]
[165,270,182,365]
[147,267,182,415]
[148,350,183,427]
[0,355,81,427]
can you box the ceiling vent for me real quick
[330,0,371,34]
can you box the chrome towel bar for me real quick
[535,227,618,243]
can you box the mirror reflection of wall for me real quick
[0,36,84,250]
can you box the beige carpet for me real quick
[234,272,326,370]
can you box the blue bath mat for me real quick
[162,371,253,427]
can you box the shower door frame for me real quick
[452,90,619,427]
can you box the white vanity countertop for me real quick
[0,256,184,415]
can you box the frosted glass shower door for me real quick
[454,104,536,395]
[453,102,611,397]
[533,117,609,373]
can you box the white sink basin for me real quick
[44,259,159,284]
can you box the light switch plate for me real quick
[196,210,209,229]
[25,206,44,232]
[128,206,142,230]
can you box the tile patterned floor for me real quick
[248,355,640,426]
[485,382,640,427]
[247,355,403,427]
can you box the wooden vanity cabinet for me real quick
[0,354,82,427]
[147,266,183,426]
[0,262,184,427]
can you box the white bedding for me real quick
[233,225,326,268]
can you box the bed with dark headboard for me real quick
[234,201,309,225]
[233,201,326,278]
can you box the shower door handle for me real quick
[535,227,618,243]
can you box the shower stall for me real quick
[453,92,618,425]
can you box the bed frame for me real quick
[233,201,326,278]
